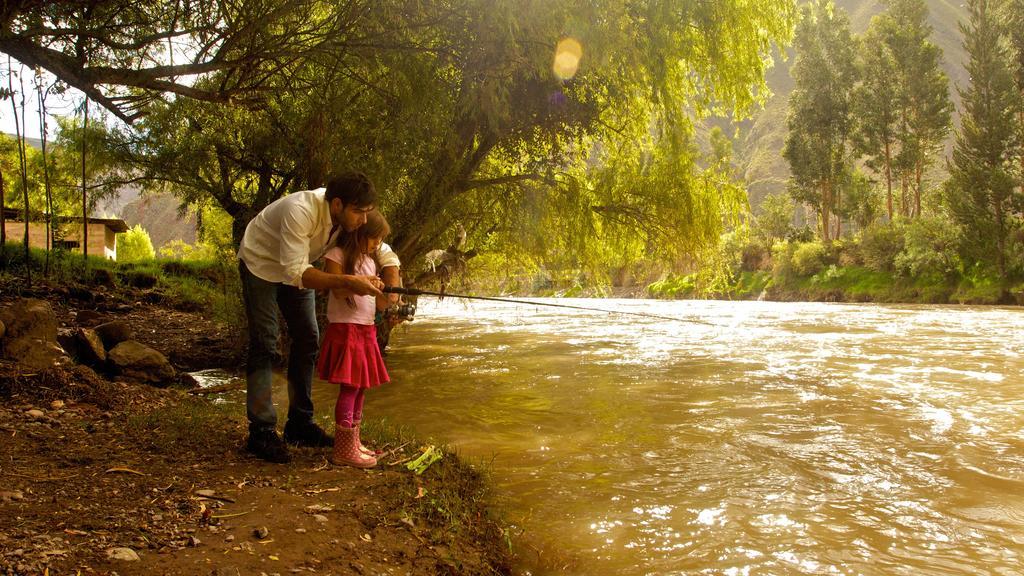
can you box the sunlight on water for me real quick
[352,299,1024,575]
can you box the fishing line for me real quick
[384,286,715,325]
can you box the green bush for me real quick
[770,240,797,281]
[647,273,697,298]
[118,224,156,262]
[893,215,963,280]
[859,222,905,273]
[791,241,827,276]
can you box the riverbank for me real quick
[647,268,1024,306]
[0,277,511,575]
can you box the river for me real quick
[288,298,1023,575]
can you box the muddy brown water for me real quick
[205,299,1024,575]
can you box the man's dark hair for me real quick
[325,172,376,207]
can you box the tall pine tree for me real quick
[945,0,1022,284]
[1005,0,1024,195]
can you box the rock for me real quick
[67,285,96,303]
[56,328,79,358]
[0,299,57,341]
[0,299,64,370]
[253,526,269,540]
[188,535,201,547]
[313,514,328,523]
[93,320,132,350]
[107,340,176,384]
[75,309,106,325]
[195,489,217,498]
[106,547,140,561]
[75,327,107,364]
[25,409,45,419]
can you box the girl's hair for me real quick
[335,210,392,275]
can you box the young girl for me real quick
[318,210,392,468]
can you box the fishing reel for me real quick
[385,301,417,322]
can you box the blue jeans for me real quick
[239,261,320,433]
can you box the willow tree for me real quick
[108,1,793,283]
[0,1,382,123]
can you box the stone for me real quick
[253,526,269,540]
[0,299,64,370]
[93,320,132,350]
[0,299,57,341]
[75,327,107,364]
[106,547,140,561]
[107,340,176,384]
[313,514,328,523]
[25,409,45,419]
[75,310,106,325]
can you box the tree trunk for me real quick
[38,81,53,274]
[0,168,5,253]
[834,184,842,239]
[900,172,909,219]
[914,159,923,218]
[995,196,1006,284]
[884,141,893,221]
[82,97,89,262]
[1,168,6,267]
[819,182,831,242]
[9,58,31,283]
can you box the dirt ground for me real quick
[0,280,511,576]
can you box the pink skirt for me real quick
[317,323,389,388]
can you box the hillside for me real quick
[99,190,198,251]
[735,0,969,211]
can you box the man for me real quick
[237,172,384,463]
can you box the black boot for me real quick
[246,429,291,463]
[283,419,333,447]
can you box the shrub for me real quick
[791,241,827,276]
[118,224,156,262]
[771,240,797,281]
[859,222,905,273]
[893,215,963,279]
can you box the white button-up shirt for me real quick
[237,188,401,288]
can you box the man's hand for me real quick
[343,274,384,296]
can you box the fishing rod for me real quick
[383,286,714,325]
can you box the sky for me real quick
[0,61,87,140]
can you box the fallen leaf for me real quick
[269,555,279,560]
[415,486,425,499]
[359,533,372,542]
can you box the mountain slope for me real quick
[736,0,969,210]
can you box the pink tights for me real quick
[335,386,366,428]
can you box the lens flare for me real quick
[553,37,583,80]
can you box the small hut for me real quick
[2,208,129,260]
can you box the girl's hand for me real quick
[346,275,384,296]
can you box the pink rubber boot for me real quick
[352,419,379,457]
[330,425,377,468]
